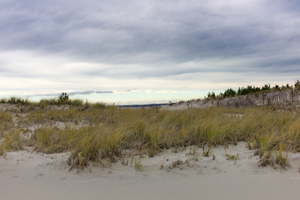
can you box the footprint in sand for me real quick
[241,169,269,178]
[35,173,44,177]
[149,172,160,179]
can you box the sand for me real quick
[1,142,300,200]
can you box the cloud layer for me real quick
[0,0,299,97]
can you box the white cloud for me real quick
[153,90,170,94]
[172,91,185,94]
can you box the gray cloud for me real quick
[94,91,114,94]
[33,90,114,97]
[29,89,138,97]
[0,0,299,92]
[69,90,113,95]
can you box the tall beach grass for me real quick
[0,103,299,169]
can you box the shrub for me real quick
[58,92,69,103]
[295,80,300,88]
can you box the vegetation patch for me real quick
[225,153,239,160]
[205,80,300,99]
[1,94,300,170]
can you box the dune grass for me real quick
[0,97,87,112]
[0,104,299,169]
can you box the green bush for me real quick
[57,92,70,104]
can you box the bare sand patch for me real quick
[1,142,300,200]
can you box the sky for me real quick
[0,0,299,104]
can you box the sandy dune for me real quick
[1,142,300,200]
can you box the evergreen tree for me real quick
[223,88,237,97]
[261,84,270,91]
[237,87,241,95]
[207,92,211,98]
[273,85,280,90]
[295,80,300,88]
[211,91,216,98]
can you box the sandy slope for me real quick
[1,142,300,200]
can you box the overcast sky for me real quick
[0,0,299,104]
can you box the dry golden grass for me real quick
[0,103,299,169]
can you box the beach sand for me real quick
[1,142,300,200]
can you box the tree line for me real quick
[206,80,300,99]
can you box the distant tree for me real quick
[223,88,237,98]
[216,92,224,98]
[211,91,216,98]
[200,80,298,101]
[295,80,300,88]
[237,87,242,95]
[254,86,260,92]
[273,85,280,90]
[58,92,69,102]
[261,84,270,91]
[207,92,211,98]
